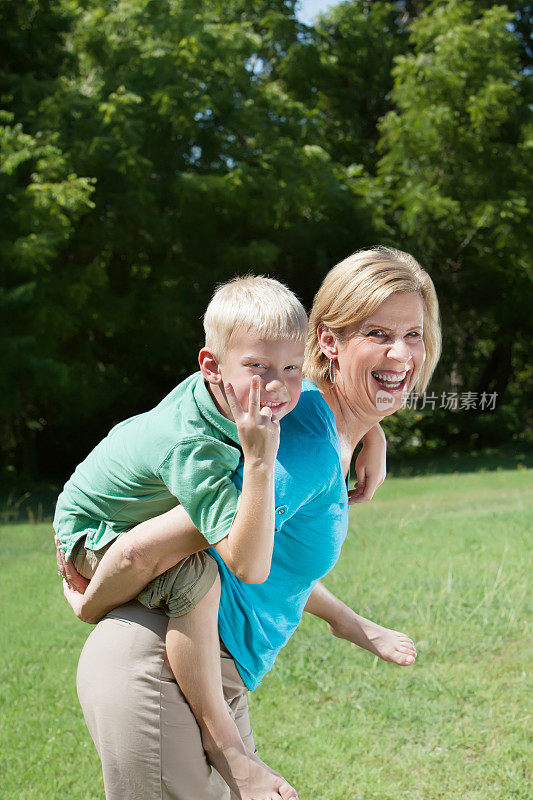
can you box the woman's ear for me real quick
[317,323,339,360]
[198,348,222,384]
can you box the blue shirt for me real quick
[210,380,349,691]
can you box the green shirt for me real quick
[54,373,242,560]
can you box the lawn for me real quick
[1,466,531,799]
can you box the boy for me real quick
[55,276,386,800]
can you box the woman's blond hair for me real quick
[204,275,308,359]
[303,247,441,393]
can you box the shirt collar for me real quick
[193,373,241,447]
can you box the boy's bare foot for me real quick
[202,729,298,800]
[329,614,417,666]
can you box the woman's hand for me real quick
[349,423,386,504]
[62,579,95,621]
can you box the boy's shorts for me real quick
[70,536,219,618]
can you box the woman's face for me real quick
[334,292,426,418]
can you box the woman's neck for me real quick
[319,384,382,477]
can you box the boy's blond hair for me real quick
[203,275,308,359]
[304,247,441,394]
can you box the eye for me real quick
[285,365,301,371]
[407,331,422,339]
[367,329,387,337]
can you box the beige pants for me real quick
[77,601,255,800]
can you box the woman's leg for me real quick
[77,602,254,800]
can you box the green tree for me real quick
[377,0,532,445]
[2,0,382,480]
[0,115,94,475]
[281,1,408,170]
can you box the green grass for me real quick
[1,468,531,799]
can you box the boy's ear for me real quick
[317,323,339,360]
[199,347,223,384]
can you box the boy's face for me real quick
[216,330,304,421]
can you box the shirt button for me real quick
[277,508,285,515]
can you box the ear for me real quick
[317,323,339,360]
[198,347,222,385]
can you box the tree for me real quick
[0,115,94,475]
[281,1,411,171]
[2,0,383,480]
[377,0,532,444]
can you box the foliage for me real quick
[376,0,532,448]
[0,113,94,474]
[0,0,531,482]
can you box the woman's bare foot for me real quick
[329,613,417,665]
[202,729,298,800]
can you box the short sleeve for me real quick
[157,436,242,544]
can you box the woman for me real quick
[67,247,441,800]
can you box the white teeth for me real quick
[372,371,407,384]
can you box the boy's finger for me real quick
[224,381,244,419]
[349,481,374,504]
[248,375,260,416]
[347,479,367,504]
[56,539,67,576]
[259,405,272,421]
[348,488,364,505]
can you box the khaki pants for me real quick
[77,601,255,800]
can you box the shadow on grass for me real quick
[387,445,532,477]
[1,447,531,524]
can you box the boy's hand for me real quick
[55,537,90,594]
[225,376,280,467]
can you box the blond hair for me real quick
[304,247,441,393]
[204,275,308,359]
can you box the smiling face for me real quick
[331,292,426,418]
[204,328,305,421]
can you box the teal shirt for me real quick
[54,373,243,560]
[213,380,349,691]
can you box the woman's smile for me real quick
[371,370,409,391]
[335,292,426,417]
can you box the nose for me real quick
[386,336,412,365]
[264,372,288,395]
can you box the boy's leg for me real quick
[69,535,112,579]
[165,573,298,800]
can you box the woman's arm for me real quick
[59,505,209,623]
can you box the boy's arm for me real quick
[349,423,386,504]
[58,506,208,623]
[212,377,278,584]
[60,377,278,622]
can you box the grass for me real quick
[1,466,531,799]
